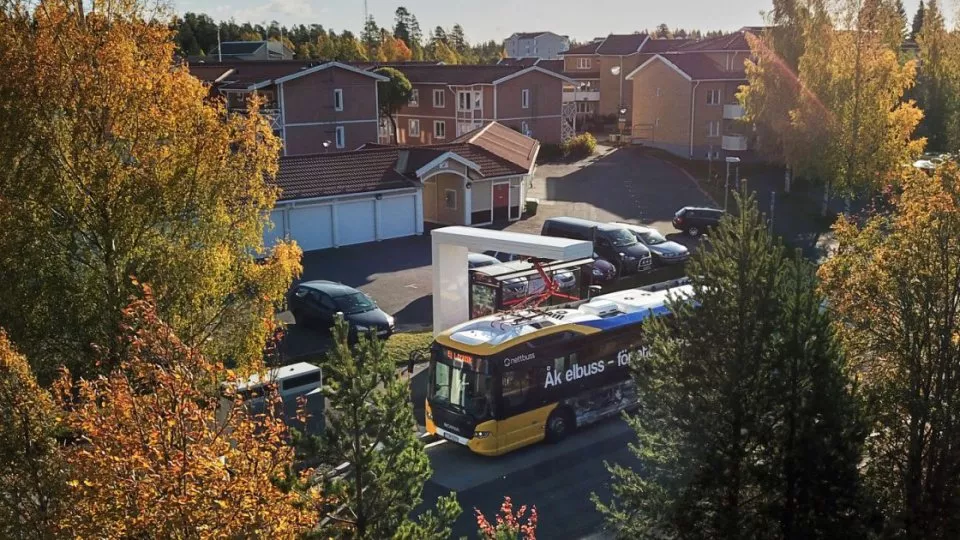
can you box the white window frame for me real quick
[707,120,720,137]
[409,119,420,137]
[409,89,419,107]
[444,189,457,210]
[577,58,591,69]
[433,89,445,108]
[521,121,529,135]
[335,126,345,148]
[458,91,472,111]
[521,89,530,109]
[706,89,721,105]
[434,120,446,140]
[656,87,661,97]
[334,88,344,111]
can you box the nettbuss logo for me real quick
[503,352,535,367]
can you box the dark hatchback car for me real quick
[541,217,653,275]
[672,207,725,237]
[288,281,394,338]
[614,223,689,265]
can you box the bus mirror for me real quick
[588,285,602,298]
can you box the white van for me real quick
[220,362,325,435]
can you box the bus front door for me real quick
[496,370,547,453]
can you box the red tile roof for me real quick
[277,122,537,200]
[661,53,746,80]
[275,149,415,201]
[189,60,316,86]
[676,31,753,52]
[641,38,694,53]
[595,34,649,55]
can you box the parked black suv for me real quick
[541,217,653,275]
[672,207,725,237]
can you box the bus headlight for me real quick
[474,431,492,439]
[426,410,433,420]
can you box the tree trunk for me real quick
[388,114,398,145]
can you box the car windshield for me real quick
[333,292,376,314]
[604,228,638,247]
[430,349,493,420]
[639,230,667,245]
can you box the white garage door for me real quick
[379,195,417,239]
[288,205,333,252]
[336,200,376,246]
[263,209,286,248]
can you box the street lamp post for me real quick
[724,156,740,211]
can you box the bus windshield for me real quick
[430,350,493,420]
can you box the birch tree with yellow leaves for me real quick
[0,0,301,383]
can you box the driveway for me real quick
[281,146,712,360]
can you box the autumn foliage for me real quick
[52,289,317,538]
[476,497,538,540]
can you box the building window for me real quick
[334,89,343,111]
[335,126,345,148]
[577,58,591,69]
[409,119,420,137]
[576,101,591,114]
[379,120,390,138]
[706,89,721,105]
[521,89,530,109]
[444,189,457,210]
[458,91,473,111]
[434,120,446,139]
[409,89,419,107]
[707,121,720,137]
[655,118,660,128]
[521,121,529,135]
[656,87,661,97]
[433,89,445,108]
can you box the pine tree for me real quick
[894,0,909,40]
[393,7,412,46]
[361,16,382,56]
[915,0,955,151]
[302,317,460,538]
[595,192,867,539]
[450,24,467,54]
[911,0,925,39]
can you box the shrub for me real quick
[561,133,597,160]
[537,143,564,163]
[476,497,538,540]
[383,331,433,366]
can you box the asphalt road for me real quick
[419,417,638,539]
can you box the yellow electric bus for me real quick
[425,279,693,456]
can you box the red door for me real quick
[492,183,510,222]
[493,184,509,208]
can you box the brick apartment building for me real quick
[189,60,387,155]
[383,64,577,146]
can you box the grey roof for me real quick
[213,41,266,55]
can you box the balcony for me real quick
[262,109,283,132]
[562,90,601,103]
[723,104,746,120]
[721,134,748,151]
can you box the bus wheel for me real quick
[546,408,574,443]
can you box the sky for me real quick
[175,0,931,44]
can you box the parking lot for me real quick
[280,146,715,360]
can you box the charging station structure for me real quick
[431,226,593,336]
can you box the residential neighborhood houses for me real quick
[8,0,960,536]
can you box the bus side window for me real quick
[501,370,530,412]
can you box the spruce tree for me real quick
[595,192,867,539]
[911,1,925,39]
[303,316,459,539]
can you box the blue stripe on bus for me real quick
[577,304,673,331]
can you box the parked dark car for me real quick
[484,250,617,284]
[288,281,394,338]
[614,223,689,265]
[541,217,653,275]
[672,207,725,237]
[468,252,501,269]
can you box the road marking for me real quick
[425,439,448,450]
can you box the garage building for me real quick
[265,121,539,253]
